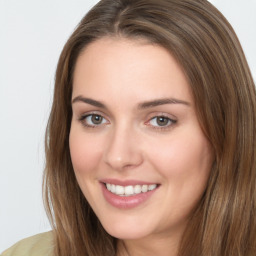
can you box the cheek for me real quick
[146,127,213,194]
[147,130,213,223]
[151,129,212,171]
[69,126,103,177]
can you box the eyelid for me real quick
[145,113,177,130]
[78,112,110,128]
[77,111,177,130]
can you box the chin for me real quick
[99,215,155,240]
[105,226,151,240]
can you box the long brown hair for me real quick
[43,0,256,255]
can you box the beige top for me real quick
[1,232,54,256]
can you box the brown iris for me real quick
[91,114,103,125]
[156,116,169,126]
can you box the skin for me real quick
[69,37,214,256]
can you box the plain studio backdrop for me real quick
[0,0,255,252]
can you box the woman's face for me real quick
[69,37,213,241]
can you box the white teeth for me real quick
[105,183,158,196]
[106,183,111,190]
[111,184,115,193]
[134,185,142,194]
[141,185,148,192]
[115,185,124,195]
[148,184,157,191]
[124,185,133,196]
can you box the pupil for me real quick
[157,117,168,126]
[92,115,102,124]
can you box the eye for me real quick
[148,116,176,128]
[80,114,108,127]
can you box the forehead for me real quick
[72,37,192,105]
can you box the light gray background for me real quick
[0,0,255,252]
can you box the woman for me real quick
[2,0,255,255]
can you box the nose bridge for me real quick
[103,121,142,170]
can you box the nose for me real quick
[103,124,143,171]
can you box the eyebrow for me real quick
[138,98,190,108]
[72,96,106,108]
[72,95,190,109]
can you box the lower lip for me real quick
[101,183,158,209]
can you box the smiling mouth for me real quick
[105,183,159,196]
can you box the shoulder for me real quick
[1,231,54,256]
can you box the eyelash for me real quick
[146,115,177,130]
[79,113,109,128]
[78,113,177,130]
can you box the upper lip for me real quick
[100,178,159,186]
